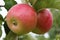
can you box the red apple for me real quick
[32,8,53,34]
[5,4,37,35]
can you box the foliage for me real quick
[48,9,60,40]
[29,0,60,11]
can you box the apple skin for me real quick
[5,4,37,35]
[32,9,53,34]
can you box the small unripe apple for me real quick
[32,9,53,34]
[5,4,37,35]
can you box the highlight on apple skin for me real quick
[5,4,37,35]
[32,8,53,34]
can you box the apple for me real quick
[32,8,53,34]
[5,4,37,35]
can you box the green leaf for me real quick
[4,0,17,10]
[0,14,4,26]
[29,0,60,11]
[29,0,47,11]
[3,21,10,35]
[0,27,2,37]
[4,31,17,40]
[34,0,47,11]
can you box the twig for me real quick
[0,5,4,7]
[32,0,37,6]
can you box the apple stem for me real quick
[4,31,18,40]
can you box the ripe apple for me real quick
[5,4,37,35]
[32,8,53,34]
